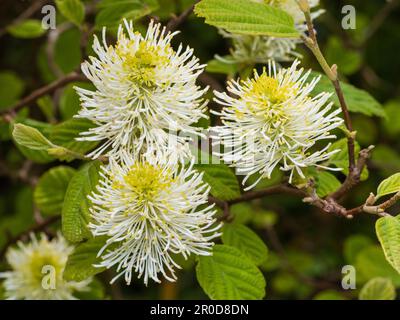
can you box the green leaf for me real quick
[194,164,240,201]
[313,171,341,198]
[12,123,54,150]
[55,28,82,73]
[359,277,396,300]
[74,278,105,300]
[64,236,108,281]
[0,71,25,110]
[230,203,252,224]
[34,166,76,216]
[62,161,101,243]
[222,223,268,265]
[196,245,266,300]
[376,216,400,275]
[50,118,98,155]
[313,290,346,300]
[325,37,362,76]
[206,58,238,75]
[310,71,386,118]
[60,82,93,119]
[371,145,400,177]
[95,0,159,29]
[195,0,299,37]
[37,95,55,122]
[8,19,46,38]
[343,234,373,264]
[326,138,368,180]
[56,0,85,26]
[355,245,400,286]
[376,173,400,199]
[382,100,400,138]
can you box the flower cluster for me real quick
[89,155,219,285]
[76,20,208,163]
[0,234,91,300]
[217,0,323,64]
[212,60,343,189]
[76,20,220,286]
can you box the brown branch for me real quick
[228,184,305,205]
[332,78,356,168]
[0,0,49,38]
[329,145,374,200]
[299,1,367,199]
[0,215,60,261]
[379,191,400,211]
[2,72,88,115]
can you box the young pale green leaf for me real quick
[376,173,400,199]
[310,71,386,118]
[63,236,108,281]
[196,245,266,300]
[56,0,85,26]
[7,19,46,38]
[194,164,240,201]
[12,123,54,150]
[62,161,101,243]
[195,0,299,37]
[34,166,76,216]
[50,118,98,155]
[359,277,396,300]
[222,223,268,265]
[376,216,400,274]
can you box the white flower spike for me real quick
[212,60,343,189]
[75,20,208,162]
[0,233,91,300]
[89,153,221,286]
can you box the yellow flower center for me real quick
[117,39,170,87]
[241,71,298,135]
[248,72,292,104]
[123,163,173,202]
[26,249,64,285]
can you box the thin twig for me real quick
[228,184,305,205]
[329,146,374,200]
[299,1,361,194]
[0,0,49,38]
[1,72,88,115]
[165,0,199,32]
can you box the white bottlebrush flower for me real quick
[0,233,91,300]
[212,60,343,189]
[218,0,323,64]
[89,153,220,286]
[75,20,208,162]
